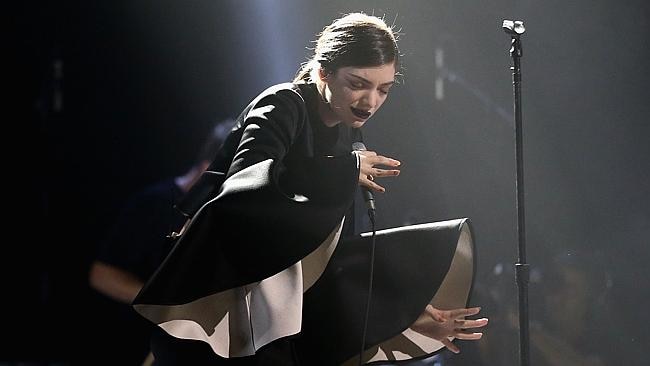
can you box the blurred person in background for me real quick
[529,250,612,366]
[87,119,235,365]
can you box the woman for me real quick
[134,12,487,365]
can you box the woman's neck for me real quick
[315,81,340,127]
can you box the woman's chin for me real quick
[346,120,367,128]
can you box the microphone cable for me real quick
[358,207,376,366]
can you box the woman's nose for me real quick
[360,90,378,109]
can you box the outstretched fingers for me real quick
[357,152,401,193]
[453,317,488,340]
[441,338,460,354]
[455,332,484,340]
[368,155,401,168]
[417,305,488,354]
[449,307,481,318]
[372,167,400,177]
[455,317,489,330]
[361,177,386,193]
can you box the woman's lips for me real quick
[351,107,371,120]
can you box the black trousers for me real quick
[150,327,301,366]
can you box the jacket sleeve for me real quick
[173,87,309,218]
[134,85,360,306]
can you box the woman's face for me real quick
[318,63,396,128]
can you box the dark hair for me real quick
[294,13,400,82]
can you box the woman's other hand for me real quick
[410,305,489,354]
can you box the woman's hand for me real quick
[410,305,488,354]
[354,150,400,193]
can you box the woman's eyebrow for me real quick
[347,73,395,87]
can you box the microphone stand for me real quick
[502,19,530,366]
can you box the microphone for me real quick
[352,141,378,366]
[352,142,376,220]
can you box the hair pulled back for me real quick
[294,13,399,82]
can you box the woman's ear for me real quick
[318,68,329,82]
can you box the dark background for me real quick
[7,0,649,364]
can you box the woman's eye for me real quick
[350,82,364,89]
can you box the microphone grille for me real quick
[352,142,367,151]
